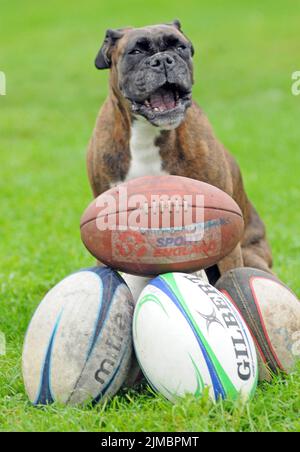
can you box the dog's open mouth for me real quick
[131,82,192,117]
[143,84,183,113]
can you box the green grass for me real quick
[0,0,300,432]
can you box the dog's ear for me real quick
[171,19,182,31]
[165,19,182,31]
[95,29,124,70]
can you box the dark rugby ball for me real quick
[216,267,300,380]
[80,175,244,276]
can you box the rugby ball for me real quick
[216,267,300,380]
[80,175,244,276]
[133,273,258,402]
[121,269,209,388]
[22,267,134,405]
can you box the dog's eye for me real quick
[177,45,187,51]
[129,49,143,55]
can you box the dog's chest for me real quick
[126,118,168,181]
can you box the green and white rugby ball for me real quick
[133,273,258,402]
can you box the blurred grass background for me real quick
[0,0,299,432]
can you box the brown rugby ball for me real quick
[80,175,244,276]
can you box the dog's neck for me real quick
[127,116,168,181]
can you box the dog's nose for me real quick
[149,53,176,71]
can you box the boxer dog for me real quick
[87,20,272,281]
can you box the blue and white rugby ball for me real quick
[22,267,134,405]
[133,272,258,402]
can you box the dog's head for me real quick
[95,20,194,129]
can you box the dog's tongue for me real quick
[150,87,176,111]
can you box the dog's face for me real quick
[95,21,194,128]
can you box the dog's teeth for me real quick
[145,100,150,107]
[154,107,159,112]
[175,91,179,101]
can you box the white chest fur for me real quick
[126,117,168,181]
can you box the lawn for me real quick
[0,0,300,432]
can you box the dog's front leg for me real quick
[217,243,244,275]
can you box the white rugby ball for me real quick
[22,267,134,405]
[121,270,209,388]
[133,273,258,402]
